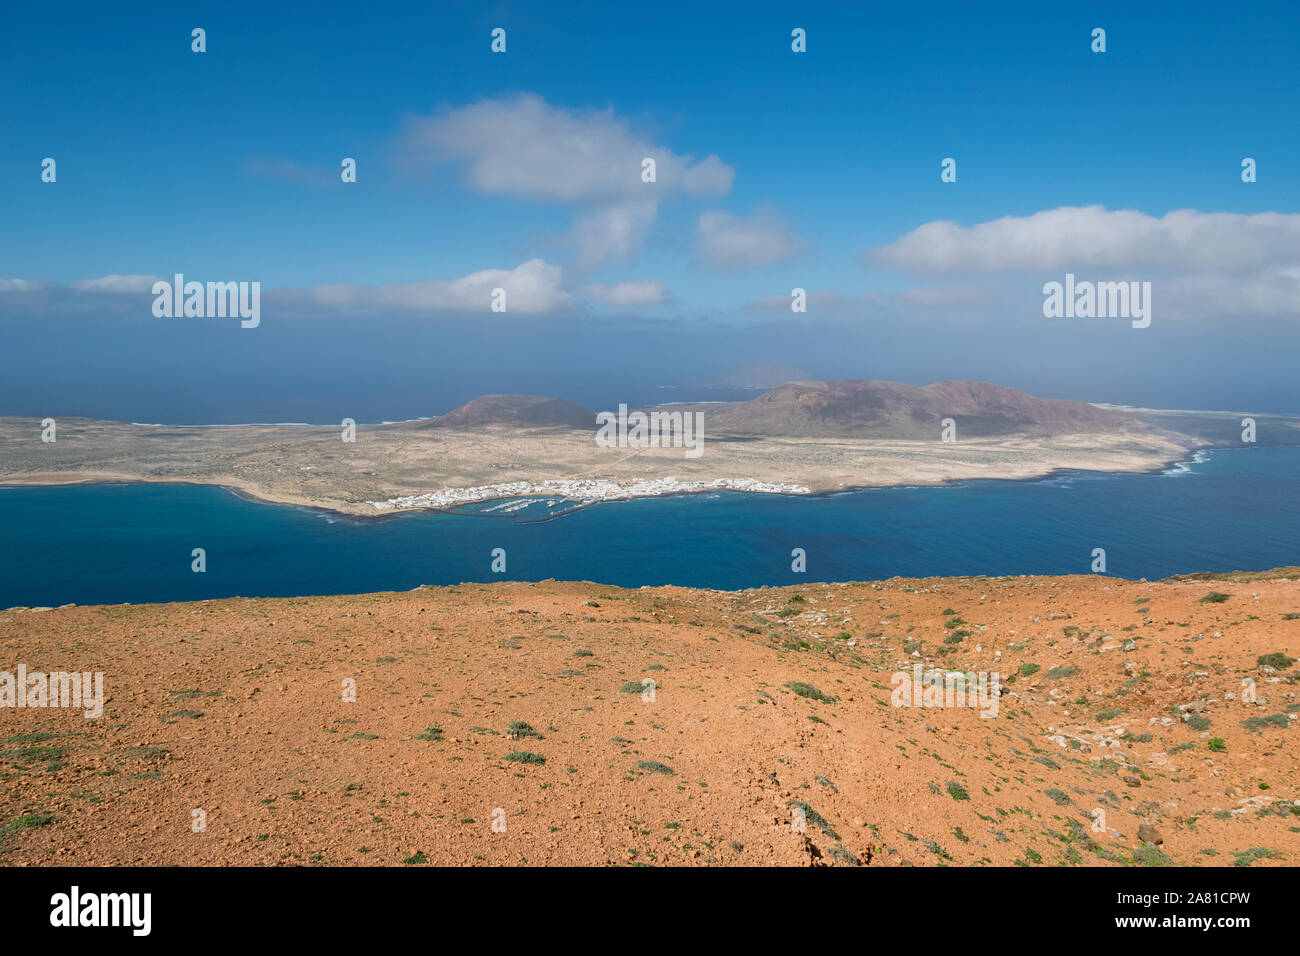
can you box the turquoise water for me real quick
[2,446,1297,607]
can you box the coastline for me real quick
[5,443,1298,610]
[0,406,1220,519]
[0,437,1216,522]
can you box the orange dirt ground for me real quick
[2,573,1298,866]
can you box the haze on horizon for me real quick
[2,0,1298,423]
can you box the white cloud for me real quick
[865,205,1300,320]
[401,95,735,268]
[401,94,733,203]
[869,206,1300,275]
[0,278,51,292]
[68,274,162,293]
[570,200,659,269]
[282,259,569,315]
[584,279,670,307]
[1,263,570,317]
[697,208,805,271]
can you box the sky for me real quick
[2,0,1298,422]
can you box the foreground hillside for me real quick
[2,572,1298,866]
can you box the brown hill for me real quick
[418,394,594,429]
[703,379,1127,438]
[405,381,1128,439]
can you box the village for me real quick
[369,475,812,511]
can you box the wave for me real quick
[1162,448,1214,476]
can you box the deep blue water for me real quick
[2,446,1297,607]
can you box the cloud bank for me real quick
[870,206,1300,275]
[867,206,1300,320]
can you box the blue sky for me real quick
[2,0,1299,421]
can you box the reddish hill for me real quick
[418,394,594,429]
[403,381,1128,439]
[703,379,1126,438]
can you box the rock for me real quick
[1137,824,1162,844]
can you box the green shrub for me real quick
[1258,653,1295,670]
[828,844,860,866]
[505,751,545,764]
[507,721,543,740]
[8,812,54,830]
[1132,844,1172,866]
[787,799,839,839]
[785,681,836,703]
[1242,714,1290,733]
[1232,847,1283,867]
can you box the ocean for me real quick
[2,446,1297,608]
